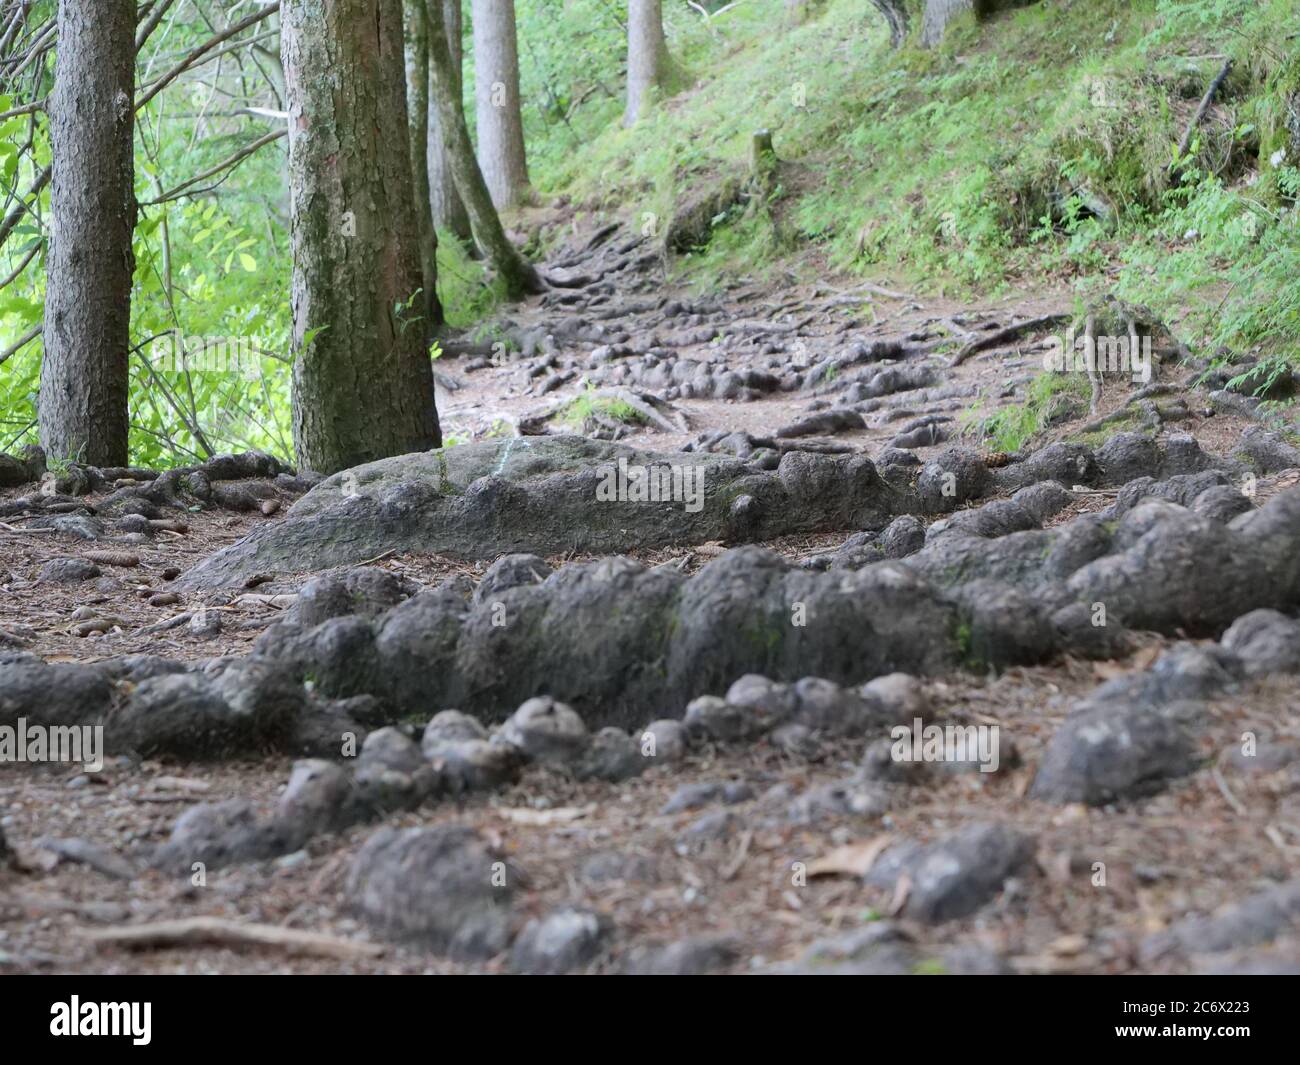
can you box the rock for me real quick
[27,514,104,540]
[188,609,223,638]
[428,739,522,793]
[683,695,752,742]
[1193,484,1254,524]
[348,825,514,959]
[785,775,893,823]
[153,800,281,872]
[37,558,101,583]
[110,674,278,758]
[661,782,722,814]
[508,907,612,974]
[292,566,417,628]
[1030,700,1199,805]
[724,674,798,732]
[618,937,738,975]
[575,727,644,782]
[1233,427,1300,474]
[917,447,991,512]
[877,514,926,558]
[1143,880,1300,962]
[861,672,930,723]
[421,709,488,757]
[474,553,552,604]
[36,837,136,880]
[866,823,1036,923]
[498,696,588,764]
[178,437,909,589]
[273,759,354,840]
[639,719,689,762]
[1221,609,1300,676]
[354,727,437,812]
[791,676,886,735]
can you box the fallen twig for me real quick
[85,917,386,960]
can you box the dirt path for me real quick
[2,221,1299,975]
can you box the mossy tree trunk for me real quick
[869,0,910,47]
[404,0,443,340]
[40,0,135,467]
[282,0,440,475]
[427,0,472,244]
[427,0,542,299]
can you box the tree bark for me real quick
[40,0,135,467]
[404,0,443,337]
[471,0,530,209]
[282,0,439,475]
[922,0,972,47]
[624,0,668,127]
[427,0,472,243]
[868,0,910,47]
[428,0,542,299]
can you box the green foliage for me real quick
[559,385,644,429]
[962,372,1089,453]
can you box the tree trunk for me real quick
[868,0,910,47]
[427,0,472,243]
[471,0,530,210]
[624,0,668,126]
[40,0,135,467]
[922,0,972,46]
[428,0,542,299]
[282,0,439,475]
[404,0,443,338]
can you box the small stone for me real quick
[347,825,514,959]
[38,558,101,584]
[509,907,612,974]
[421,709,488,757]
[639,719,688,762]
[575,727,644,782]
[498,696,588,764]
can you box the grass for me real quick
[525,0,1300,373]
[961,371,1091,453]
[558,387,646,430]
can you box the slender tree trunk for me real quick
[427,0,472,243]
[624,0,668,127]
[428,0,542,299]
[471,0,530,209]
[40,0,135,467]
[869,0,910,47]
[404,0,443,337]
[282,0,439,475]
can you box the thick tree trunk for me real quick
[282,0,439,475]
[923,0,1037,47]
[40,0,135,467]
[427,0,472,243]
[869,0,910,47]
[624,0,668,127]
[428,0,542,299]
[922,0,970,46]
[471,0,530,210]
[404,0,443,337]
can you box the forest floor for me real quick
[2,217,1299,975]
